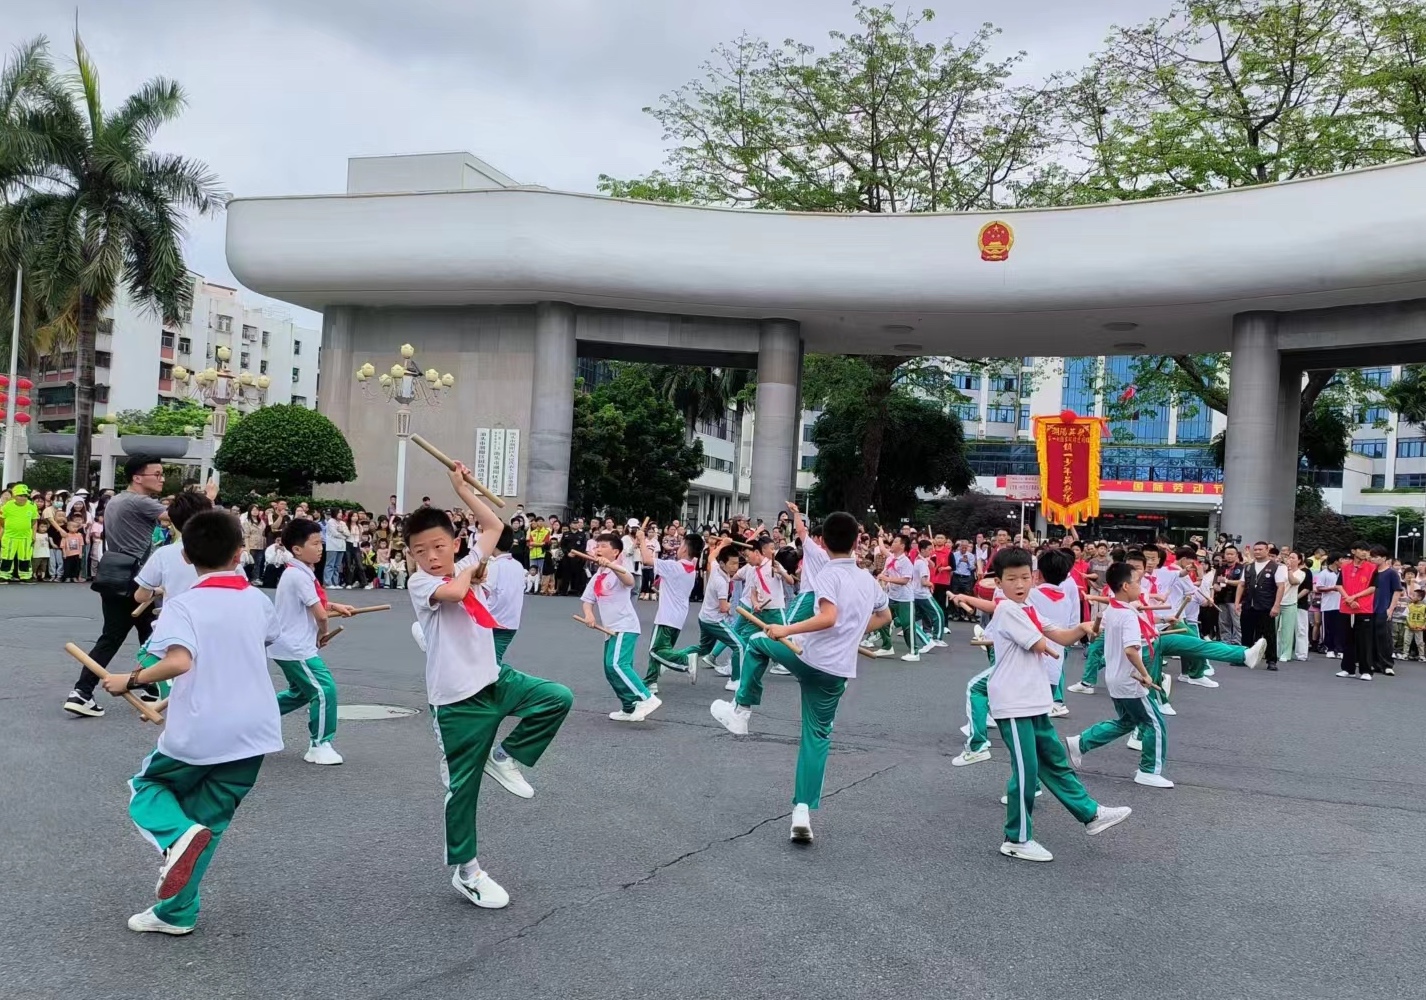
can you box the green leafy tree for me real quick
[599,2,1054,512]
[568,368,704,522]
[214,404,354,495]
[1382,364,1426,425]
[810,390,973,520]
[0,33,224,492]
[106,401,234,437]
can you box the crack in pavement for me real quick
[376,761,901,999]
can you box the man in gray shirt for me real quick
[64,455,216,718]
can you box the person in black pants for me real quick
[1369,545,1402,676]
[1336,542,1378,679]
[1235,540,1285,670]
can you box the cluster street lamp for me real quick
[355,344,454,513]
[171,344,271,486]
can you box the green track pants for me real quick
[913,596,945,642]
[493,627,517,666]
[601,632,650,712]
[997,715,1099,845]
[1078,695,1167,775]
[645,623,687,685]
[274,655,338,745]
[674,620,744,680]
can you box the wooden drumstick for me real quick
[735,607,803,655]
[64,643,165,725]
[572,614,616,637]
[345,604,392,616]
[318,626,345,648]
[409,433,507,509]
[857,646,877,659]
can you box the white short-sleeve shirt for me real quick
[269,562,324,661]
[799,539,829,595]
[1027,580,1081,686]
[135,543,199,601]
[148,577,283,766]
[912,557,933,599]
[408,547,500,706]
[798,558,880,680]
[1101,603,1149,700]
[737,562,786,612]
[884,553,915,603]
[481,553,527,631]
[654,558,699,629]
[700,566,733,625]
[986,600,1055,719]
[581,566,641,634]
[1316,569,1341,612]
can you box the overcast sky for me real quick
[2,0,1158,326]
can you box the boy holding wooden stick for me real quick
[578,528,662,721]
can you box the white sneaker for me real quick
[790,802,813,843]
[713,659,732,677]
[451,868,509,909]
[1335,670,1351,677]
[1244,638,1267,668]
[1049,702,1069,718]
[1000,789,1044,804]
[769,664,791,675]
[1295,656,1309,662]
[157,824,212,900]
[724,678,739,692]
[930,639,948,649]
[629,695,662,721]
[1000,839,1053,862]
[973,625,986,641]
[900,653,921,663]
[1065,734,1083,769]
[1134,771,1175,788]
[1067,682,1095,695]
[873,649,895,658]
[1182,676,1220,688]
[304,742,344,765]
[951,748,991,767]
[1204,665,1216,675]
[127,907,194,935]
[484,753,534,799]
[609,709,638,721]
[647,683,659,695]
[686,657,698,684]
[1126,734,1143,752]
[1159,703,1177,716]
[1085,804,1132,836]
[411,620,428,652]
[1360,673,1373,682]
[710,699,750,735]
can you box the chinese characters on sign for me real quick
[1031,411,1109,526]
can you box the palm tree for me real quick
[644,364,728,443]
[0,33,225,490]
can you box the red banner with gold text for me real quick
[1032,411,1109,526]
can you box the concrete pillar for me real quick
[1273,362,1304,546]
[749,319,801,526]
[1222,312,1280,547]
[526,302,576,519]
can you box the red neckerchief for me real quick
[1036,584,1066,603]
[444,574,500,628]
[1022,604,1046,630]
[593,568,614,598]
[655,560,698,586]
[193,574,249,591]
[1110,598,1157,655]
[284,564,327,607]
[755,565,770,594]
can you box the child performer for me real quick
[709,511,893,844]
[407,461,573,907]
[481,526,528,665]
[132,490,217,700]
[1169,546,1219,688]
[269,518,357,765]
[912,538,948,648]
[673,539,746,693]
[980,548,1131,863]
[1065,562,1174,788]
[580,527,662,721]
[644,532,706,690]
[731,537,788,670]
[1027,547,1080,719]
[102,510,281,934]
[879,534,932,661]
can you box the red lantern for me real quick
[0,374,8,388]
[17,377,32,391]
[15,394,29,408]
[0,392,6,406]
[15,411,31,424]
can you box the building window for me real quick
[953,403,980,423]
[291,367,300,384]
[161,332,174,349]
[1356,406,1390,425]
[292,339,301,356]
[216,315,232,333]
[990,375,1017,393]
[259,360,268,375]
[98,318,114,334]
[1371,474,1387,489]
[60,351,76,369]
[800,454,816,471]
[1176,404,1212,444]
[704,456,734,474]
[1353,438,1387,458]
[695,416,732,440]
[95,385,109,404]
[1021,356,1034,368]
[95,351,112,369]
[240,352,250,369]
[953,374,981,391]
[291,395,308,407]
[802,423,815,442]
[262,331,271,347]
[1397,438,1426,458]
[986,405,1017,423]
[1362,367,1393,388]
[575,357,612,391]
[1061,357,1097,415]
[241,324,258,342]
[1395,473,1426,489]
[1018,406,1030,432]
[178,337,191,355]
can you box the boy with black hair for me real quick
[1027,546,1079,719]
[978,547,1131,863]
[878,533,932,662]
[1335,541,1377,679]
[1370,544,1402,676]
[912,538,948,649]
[481,525,527,665]
[102,509,281,934]
[407,462,574,907]
[644,531,706,690]
[1169,546,1218,688]
[1067,547,1130,694]
[1065,562,1174,789]
[673,538,747,693]
[270,518,357,766]
[580,527,662,721]
[710,511,893,845]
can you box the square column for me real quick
[749,319,801,526]
[1222,312,1283,547]
[527,302,577,519]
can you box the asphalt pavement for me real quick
[2,582,1423,1000]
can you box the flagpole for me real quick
[2,265,21,487]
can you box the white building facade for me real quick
[33,275,321,429]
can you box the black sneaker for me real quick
[136,690,163,704]
[63,691,105,717]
